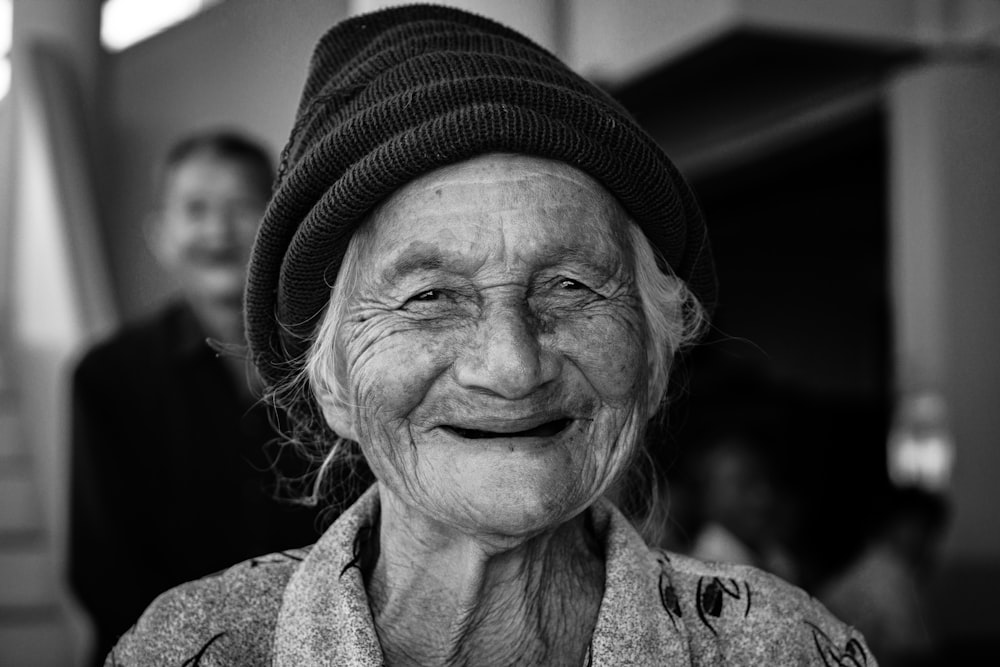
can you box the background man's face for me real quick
[154,152,266,306]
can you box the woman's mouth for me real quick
[444,418,572,440]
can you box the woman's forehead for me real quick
[361,153,631,263]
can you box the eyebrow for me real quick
[380,250,445,284]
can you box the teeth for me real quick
[448,419,570,439]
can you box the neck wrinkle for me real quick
[368,488,605,667]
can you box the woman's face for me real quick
[318,154,651,538]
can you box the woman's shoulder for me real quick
[658,550,876,665]
[106,548,311,666]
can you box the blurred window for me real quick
[101,0,224,52]
[887,392,955,492]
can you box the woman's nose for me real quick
[454,303,560,399]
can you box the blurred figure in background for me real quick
[68,130,323,665]
[687,423,800,584]
[819,486,949,666]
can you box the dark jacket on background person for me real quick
[69,301,322,665]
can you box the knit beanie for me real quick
[246,3,716,392]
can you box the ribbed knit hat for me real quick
[246,3,716,390]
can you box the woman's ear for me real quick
[315,387,359,441]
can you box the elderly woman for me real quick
[109,6,874,666]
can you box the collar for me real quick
[275,486,383,665]
[273,486,695,666]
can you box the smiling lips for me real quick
[444,418,572,440]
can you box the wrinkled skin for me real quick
[319,153,652,542]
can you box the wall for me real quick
[890,61,1000,560]
[351,0,561,54]
[889,62,1000,641]
[568,0,737,81]
[104,0,348,320]
[3,2,108,664]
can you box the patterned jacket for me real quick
[109,487,875,666]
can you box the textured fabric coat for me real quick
[108,486,875,666]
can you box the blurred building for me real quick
[1,0,998,664]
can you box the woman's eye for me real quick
[402,288,469,318]
[558,279,587,290]
[405,289,454,309]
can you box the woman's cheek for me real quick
[349,327,447,415]
[557,312,647,400]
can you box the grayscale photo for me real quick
[1,1,998,665]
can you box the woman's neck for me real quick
[365,486,605,667]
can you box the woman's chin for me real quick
[440,482,594,544]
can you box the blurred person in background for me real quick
[687,423,800,584]
[819,486,949,666]
[68,130,324,665]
